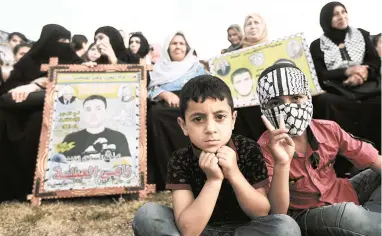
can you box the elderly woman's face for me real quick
[244,16,265,42]
[228,29,240,45]
[331,5,348,30]
[169,35,187,61]
[129,36,141,54]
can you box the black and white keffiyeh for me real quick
[257,64,313,136]
[320,27,365,70]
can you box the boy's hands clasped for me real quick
[199,152,224,181]
[199,146,239,181]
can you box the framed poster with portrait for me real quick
[209,33,323,108]
[30,61,151,206]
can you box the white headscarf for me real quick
[149,31,200,88]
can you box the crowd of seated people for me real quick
[0,1,381,235]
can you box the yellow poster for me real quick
[209,33,322,108]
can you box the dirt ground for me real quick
[0,191,172,236]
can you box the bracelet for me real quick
[34,82,46,90]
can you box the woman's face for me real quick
[15,46,30,63]
[58,38,70,43]
[331,5,348,30]
[129,36,141,54]
[8,35,23,49]
[228,29,240,45]
[244,16,265,42]
[95,33,110,46]
[88,44,101,62]
[169,35,187,61]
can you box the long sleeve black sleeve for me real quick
[358,28,381,80]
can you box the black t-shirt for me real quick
[166,134,269,225]
[61,128,131,161]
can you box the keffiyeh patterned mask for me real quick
[257,64,313,136]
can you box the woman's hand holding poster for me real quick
[209,33,322,108]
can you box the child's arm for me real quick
[173,152,223,236]
[261,115,295,214]
[334,122,381,174]
[217,146,270,218]
[370,157,381,174]
[227,170,270,218]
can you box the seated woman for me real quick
[94,26,140,64]
[128,32,150,64]
[221,24,243,54]
[310,2,381,99]
[240,13,267,49]
[127,32,151,86]
[230,13,269,142]
[0,24,83,202]
[310,2,381,152]
[82,42,101,62]
[147,31,206,190]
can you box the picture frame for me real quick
[209,33,323,108]
[29,59,153,206]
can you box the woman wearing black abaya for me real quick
[94,26,140,64]
[0,24,83,202]
[310,2,381,152]
[0,24,82,95]
[128,33,150,63]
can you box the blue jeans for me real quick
[295,169,381,236]
[132,202,301,236]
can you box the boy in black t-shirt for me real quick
[133,75,300,236]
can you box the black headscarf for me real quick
[320,1,349,45]
[27,24,82,64]
[94,26,139,64]
[128,33,150,59]
[0,24,82,94]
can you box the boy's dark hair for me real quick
[8,32,27,42]
[83,95,107,108]
[72,34,88,51]
[231,68,252,84]
[179,74,234,120]
[13,42,32,55]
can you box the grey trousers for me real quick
[132,202,301,236]
[295,169,381,236]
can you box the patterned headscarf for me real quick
[319,2,365,70]
[257,63,313,136]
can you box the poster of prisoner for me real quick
[209,33,323,108]
[30,64,148,205]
